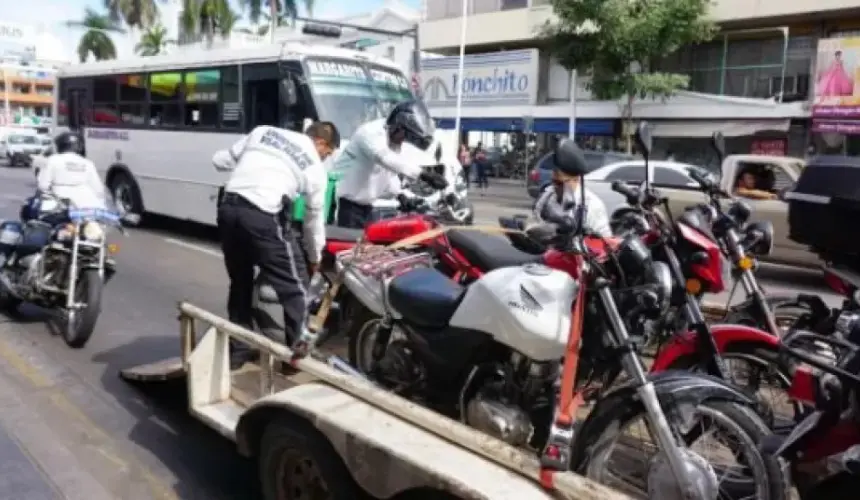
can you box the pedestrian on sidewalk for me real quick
[459,143,472,188]
[473,143,489,192]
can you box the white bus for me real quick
[52,43,436,225]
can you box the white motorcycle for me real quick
[339,144,789,498]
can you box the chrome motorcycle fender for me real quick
[569,370,757,468]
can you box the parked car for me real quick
[0,131,43,167]
[584,159,715,216]
[527,150,634,198]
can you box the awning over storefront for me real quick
[649,119,791,138]
[433,117,615,135]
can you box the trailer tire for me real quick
[258,418,359,500]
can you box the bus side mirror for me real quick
[280,77,299,108]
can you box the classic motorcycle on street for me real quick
[341,137,790,499]
[0,196,134,348]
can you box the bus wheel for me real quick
[259,419,358,500]
[109,172,142,216]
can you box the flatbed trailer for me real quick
[120,301,631,500]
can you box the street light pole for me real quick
[453,0,468,144]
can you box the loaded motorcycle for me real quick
[342,137,790,499]
[0,196,133,348]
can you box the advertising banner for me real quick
[813,37,860,118]
[419,50,539,108]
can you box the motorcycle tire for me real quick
[64,269,103,349]
[572,398,791,500]
[661,343,799,428]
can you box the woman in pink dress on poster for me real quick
[817,50,854,97]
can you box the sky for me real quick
[4,0,421,62]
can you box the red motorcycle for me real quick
[764,326,860,499]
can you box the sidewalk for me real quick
[467,177,531,202]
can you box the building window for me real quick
[658,33,811,99]
[501,0,528,9]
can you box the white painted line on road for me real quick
[163,237,222,258]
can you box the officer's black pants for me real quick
[217,194,309,349]
[336,197,374,229]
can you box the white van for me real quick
[0,128,42,167]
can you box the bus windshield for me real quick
[304,57,428,139]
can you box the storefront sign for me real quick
[419,50,539,107]
[0,22,25,41]
[812,120,860,135]
[750,139,786,156]
[812,37,860,118]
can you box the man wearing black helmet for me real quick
[533,139,611,237]
[35,131,106,210]
[333,100,449,229]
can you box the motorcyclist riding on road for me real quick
[38,132,105,207]
[22,131,106,222]
[333,100,449,229]
[532,139,612,237]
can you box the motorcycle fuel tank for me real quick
[448,263,578,362]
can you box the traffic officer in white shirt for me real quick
[333,100,448,228]
[36,132,106,210]
[212,122,338,369]
[533,140,612,237]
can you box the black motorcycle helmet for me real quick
[55,131,83,155]
[386,100,434,151]
[550,139,591,177]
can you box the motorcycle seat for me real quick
[387,267,465,329]
[447,229,542,272]
[326,225,363,242]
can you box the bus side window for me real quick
[243,63,281,130]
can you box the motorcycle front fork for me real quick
[739,268,781,336]
[598,286,703,497]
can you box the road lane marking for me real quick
[0,336,180,500]
[164,237,222,257]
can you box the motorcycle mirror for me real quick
[711,131,726,161]
[634,122,653,159]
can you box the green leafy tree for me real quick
[67,8,126,62]
[103,0,162,29]
[181,0,240,44]
[544,0,717,150]
[135,24,176,56]
[239,0,315,28]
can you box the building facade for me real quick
[418,0,860,159]
[0,21,66,127]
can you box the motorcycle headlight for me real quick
[81,222,105,241]
[647,261,673,312]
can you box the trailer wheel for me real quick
[259,419,359,500]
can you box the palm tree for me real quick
[235,13,285,37]
[239,0,315,28]
[103,0,162,30]
[67,8,126,62]
[135,24,176,56]
[180,0,239,44]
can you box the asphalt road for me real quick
[0,166,841,499]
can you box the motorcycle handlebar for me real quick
[611,181,641,206]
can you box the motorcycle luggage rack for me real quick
[337,245,434,314]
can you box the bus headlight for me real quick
[81,222,105,241]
